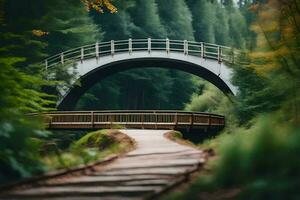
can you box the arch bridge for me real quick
[43,38,238,110]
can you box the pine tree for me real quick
[227,9,247,48]
[40,0,102,54]
[91,0,137,40]
[129,0,166,38]
[187,0,216,43]
[157,0,194,40]
[213,2,231,45]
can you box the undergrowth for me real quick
[164,114,300,200]
[42,129,133,170]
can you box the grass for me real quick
[42,129,134,171]
[165,131,196,147]
[163,114,300,200]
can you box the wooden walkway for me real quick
[41,110,225,131]
[0,130,207,200]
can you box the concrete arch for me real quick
[57,51,236,110]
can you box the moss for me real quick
[171,131,183,139]
[43,129,134,171]
[71,129,115,150]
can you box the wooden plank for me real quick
[126,149,199,157]
[45,179,170,187]
[43,175,172,186]
[108,159,204,170]
[92,166,198,176]
[3,186,161,198]
[0,197,142,200]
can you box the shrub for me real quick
[166,114,300,200]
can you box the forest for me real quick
[0,0,300,199]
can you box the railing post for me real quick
[166,38,170,54]
[184,40,188,55]
[154,112,157,129]
[111,40,115,56]
[148,38,151,53]
[109,114,113,129]
[60,53,64,65]
[189,113,194,132]
[91,111,94,129]
[174,112,178,130]
[201,42,204,58]
[186,40,188,55]
[218,46,222,63]
[141,114,144,129]
[231,48,235,63]
[81,47,84,63]
[128,38,132,54]
[95,42,99,59]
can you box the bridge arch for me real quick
[44,39,238,110]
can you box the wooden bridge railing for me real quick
[40,110,225,130]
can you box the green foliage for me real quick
[83,0,201,111]
[186,0,247,47]
[166,115,300,200]
[0,57,53,184]
[39,0,102,54]
[0,117,48,184]
[72,129,113,149]
[170,131,183,139]
[185,80,238,129]
[231,64,284,124]
[129,0,166,38]
[185,83,222,113]
[227,8,247,49]
[178,1,300,199]
[214,2,231,45]
[77,68,196,110]
[157,0,194,40]
[43,130,132,170]
[92,0,136,40]
[188,0,216,43]
[0,0,101,183]
[0,58,54,113]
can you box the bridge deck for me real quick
[39,110,225,131]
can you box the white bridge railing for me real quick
[44,39,237,71]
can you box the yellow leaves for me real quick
[250,21,279,35]
[248,0,300,76]
[81,0,117,14]
[258,8,279,20]
[282,25,294,38]
[250,62,280,75]
[250,46,294,74]
[255,34,269,47]
[103,0,117,13]
[251,47,291,59]
[248,3,259,12]
[32,29,49,37]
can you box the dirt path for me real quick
[0,129,206,200]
